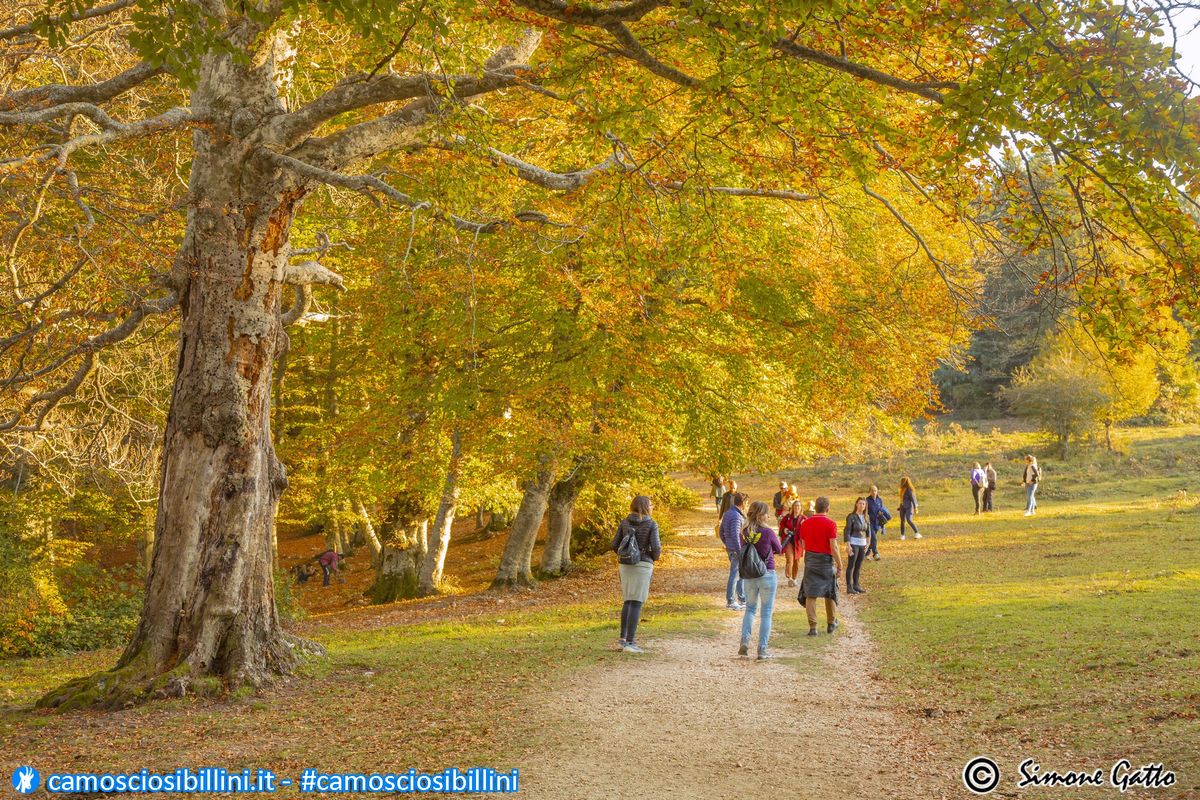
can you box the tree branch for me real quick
[772,39,955,103]
[0,0,138,41]
[602,21,698,87]
[1,107,201,175]
[263,30,542,152]
[0,62,165,113]
[259,149,512,233]
[512,0,664,25]
[658,181,819,202]
[0,291,179,433]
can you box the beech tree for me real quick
[3,0,1199,707]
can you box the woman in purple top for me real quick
[738,500,784,661]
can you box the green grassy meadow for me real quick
[783,423,1200,779]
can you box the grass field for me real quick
[0,593,720,780]
[779,422,1200,780]
[2,421,1196,796]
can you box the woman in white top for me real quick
[843,497,870,594]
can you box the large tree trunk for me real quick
[491,463,556,589]
[419,430,462,596]
[540,475,580,577]
[40,55,319,710]
[369,520,428,603]
[355,498,383,564]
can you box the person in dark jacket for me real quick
[611,495,662,654]
[718,492,748,610]
[844,498,870,594]
[772,480,788,518]
[865,485,889,560]
[899,476,921,539]
[983,461,997,512]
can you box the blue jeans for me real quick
[726,551,745,605]
[741,570,778,654]
[1025,483,1038,513]
[900,507,918,536]
[868,521,882,556]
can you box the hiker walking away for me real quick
[772,480,788,519]
[711,474,726,512]
[738,500,784,660]
[983,461,997,512]
[798,496,843,635]
[899,476,921,540]
[611,495,662,653]
[844,498,870,594]
[865,485,890,560]
[316,549,344,586]
[1022,455,1041,516]
[970,462,986,514]
[779,499,804,588]
[719,492,748,610]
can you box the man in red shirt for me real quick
[798,496,844,634]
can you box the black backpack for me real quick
[738,527,768,579]
[616,520,642,565]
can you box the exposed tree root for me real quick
[36,632,324,711]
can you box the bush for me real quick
[1,559,141,658]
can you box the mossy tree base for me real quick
[36,633,324,711]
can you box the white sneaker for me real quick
[914,533,922,539]
[1024,511,1033,517]
[900,534,906,540]
[622,643,644,654]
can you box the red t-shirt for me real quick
[799,514,837,555]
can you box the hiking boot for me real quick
[738,643,749,656]
[827,620,840,634]
[807,628,818,636]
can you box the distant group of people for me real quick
[609,459,1048,657]
[966,455,1042,516]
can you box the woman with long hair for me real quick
[778,499,804,587]
[1022,455,1041,516]
[738,500,783,660]
[844,498,870,594]
[610,495,662,654]
[898,476,920,539]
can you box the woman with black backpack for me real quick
[611,495,662,654]
[738,500,784,660]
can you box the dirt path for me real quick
[519,478,960,800]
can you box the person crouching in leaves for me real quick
[314,548,346,586]
[612,495,662,654]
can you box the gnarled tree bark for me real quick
[491,462,555,588]
[38,52,321,711]
[540,474,580,576]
